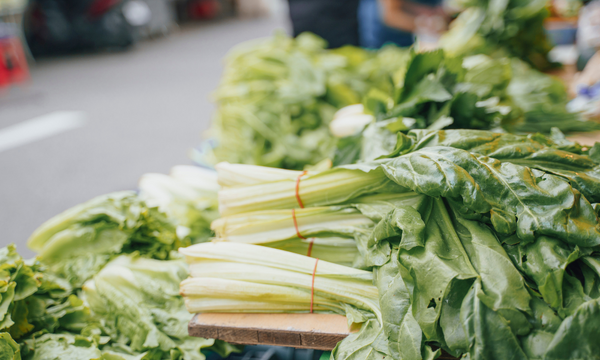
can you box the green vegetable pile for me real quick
[0,244,91,360]
[185,129,600,360]
[203,32,598,171]
[8,26,600,360]
[199,32,409,170]
[439,0,556,71]
[1,166,236,360]
[334,50,600,165]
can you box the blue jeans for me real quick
[358,0,414,49]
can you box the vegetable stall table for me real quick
[189,313,352,350]
[189,313,458,359]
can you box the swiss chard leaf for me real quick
[331,319,389,360]
[378,146,600,247]
[460,280,529,360]
[544,298,600,360]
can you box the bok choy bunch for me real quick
[180,242,379,317]
[211,192,431,267]
[216,162,406,216]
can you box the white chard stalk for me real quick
[217,163,402,216]
[179,242,381,322]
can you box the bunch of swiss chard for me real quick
[208,129,600,360]
[333,50,600,165]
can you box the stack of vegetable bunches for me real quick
[180,128,600,360]
[1,166,239,360]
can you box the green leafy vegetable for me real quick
[208,127,600,359]
[180,242,388,359]
[439,0,555,71]
[0,244,96,360]
[138,166,220,244]
[0,332,20,360]
[334,52,600,166]
[83,255,216,360]
[212,206,371,266]
[18,166,236,360]
[27,191,187,287]
[200,32,409,170]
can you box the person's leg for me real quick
[287,0,360,48]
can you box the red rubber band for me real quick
[291,208,307,240]
[310,258,319,313]
[295,171,308,208]
[307,238,315,257]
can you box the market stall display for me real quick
[181,128,600,360]
[4,5,600,359]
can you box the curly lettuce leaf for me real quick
[28,192,183,287]
[0,332,21,360]
[25,333,101,360]
[83,255,215,359]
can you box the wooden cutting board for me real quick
[567,132,600,146]
[189,313,353,351]
[188,313,458,359]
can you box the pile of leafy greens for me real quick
[83,254,238,360]
[138,166,220,246]
[203,32,597,171]
[27,191,183,288]
[2,166,235,360]
[439,0,556,71]
[27,166,219,288]
[0,244,92,360]
[334,50,600,166]
[199,31,409,170]
[206,129,600,360]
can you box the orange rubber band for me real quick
[307,238,315,257]
[310,258,319,313]
[291,208,307,240]
[295,171,308,208]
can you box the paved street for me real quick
[0,15,287,258]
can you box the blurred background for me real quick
[0,0,290,257]
[0,0,599,257]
